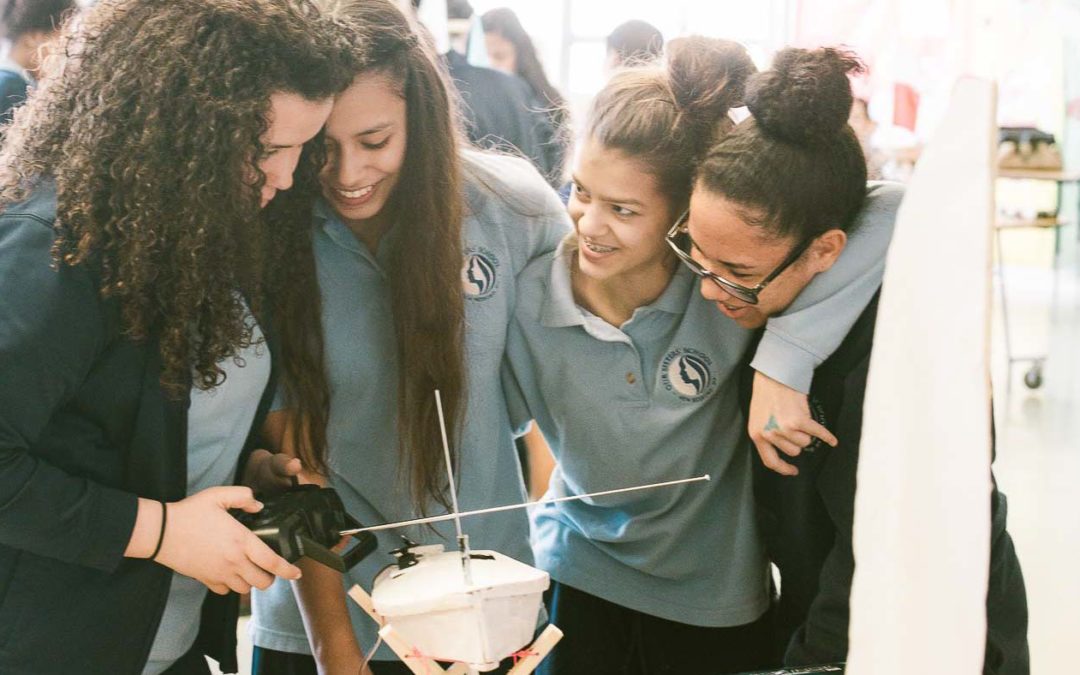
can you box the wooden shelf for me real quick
[994,216,1071,230]
[997,168,1080,182]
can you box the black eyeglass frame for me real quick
[664,210,814,306]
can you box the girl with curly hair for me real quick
[0,0,358,673]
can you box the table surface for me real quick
[998,168,1080,182]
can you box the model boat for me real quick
[371,542,549,671]
[344,391,708,674]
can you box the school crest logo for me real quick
[461,247,500,301]
[661,348,716,402]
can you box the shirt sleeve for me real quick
[0,215,137,573]
[500,355,533,438]
[270,380,289,413]
[501,259,547,437]
[527,187,572,264]
[752,183,904,393]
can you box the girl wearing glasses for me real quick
[502,42,899,672]
[688,50,1029,672]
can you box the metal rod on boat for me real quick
[339,474,711,536]
[435,389,473,585]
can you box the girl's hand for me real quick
[151,486,302,594]
[748,371,837,476]
[242,448,303,496]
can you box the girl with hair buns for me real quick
[684,48,1028,671]
[502,39,897,673]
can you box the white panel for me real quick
[847,77,997,674]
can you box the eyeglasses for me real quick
[664,210,813,306]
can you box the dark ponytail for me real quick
[697,47,868,240]
[583,36,756,212]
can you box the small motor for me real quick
[233,484,377,572]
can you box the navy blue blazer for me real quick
[746,292,1029,674]
[0,185,278,673]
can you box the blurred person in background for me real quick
[849,97,884,179]
[605,19,664,75]
[0,0,75,124]
[482,6,570,185]
[440,0,551,179]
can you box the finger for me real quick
[247,537,302,581]
[754,438,798,476]
[206,581,231,596]
[776,428,813,449]
[236,500,264,514]
[237,559,276,591]
[332,534,353,554]
[225,575,253,595]
[271,455,303,478]
[764,432,804,458]
[795,418,839,447]
[213,486,262,511]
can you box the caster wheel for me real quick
[1024,367,1043,389]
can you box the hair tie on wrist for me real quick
[149,500,168,561]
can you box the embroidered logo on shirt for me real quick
[660,348,717,402]
[462,246,500,301]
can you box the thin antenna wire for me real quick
[435,389,473,585]
[341,474,711,535]
[434,390,464,539]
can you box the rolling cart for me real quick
[994,168,1080,390]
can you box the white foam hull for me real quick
[372,549,549,669]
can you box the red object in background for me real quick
[894,83,920,131]
[1067,98,1080,120]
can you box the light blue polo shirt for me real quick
[502,183,900,627]
[249,150,571,660]
[144,314,271,674]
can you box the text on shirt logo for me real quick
[660,348,717,402]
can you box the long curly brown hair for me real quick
[285,0,467,513]
[0,0,359,394]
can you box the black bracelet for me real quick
[149,499,168,561]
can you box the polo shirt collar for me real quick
[540,238,583,328]
[313,197,400,269]
[314,198,362,253]
[540,237,695,330]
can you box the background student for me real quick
[0,0,75,123]
[482,6,571,186]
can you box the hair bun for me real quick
[745,47,863,146]
[667,36,756,126]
